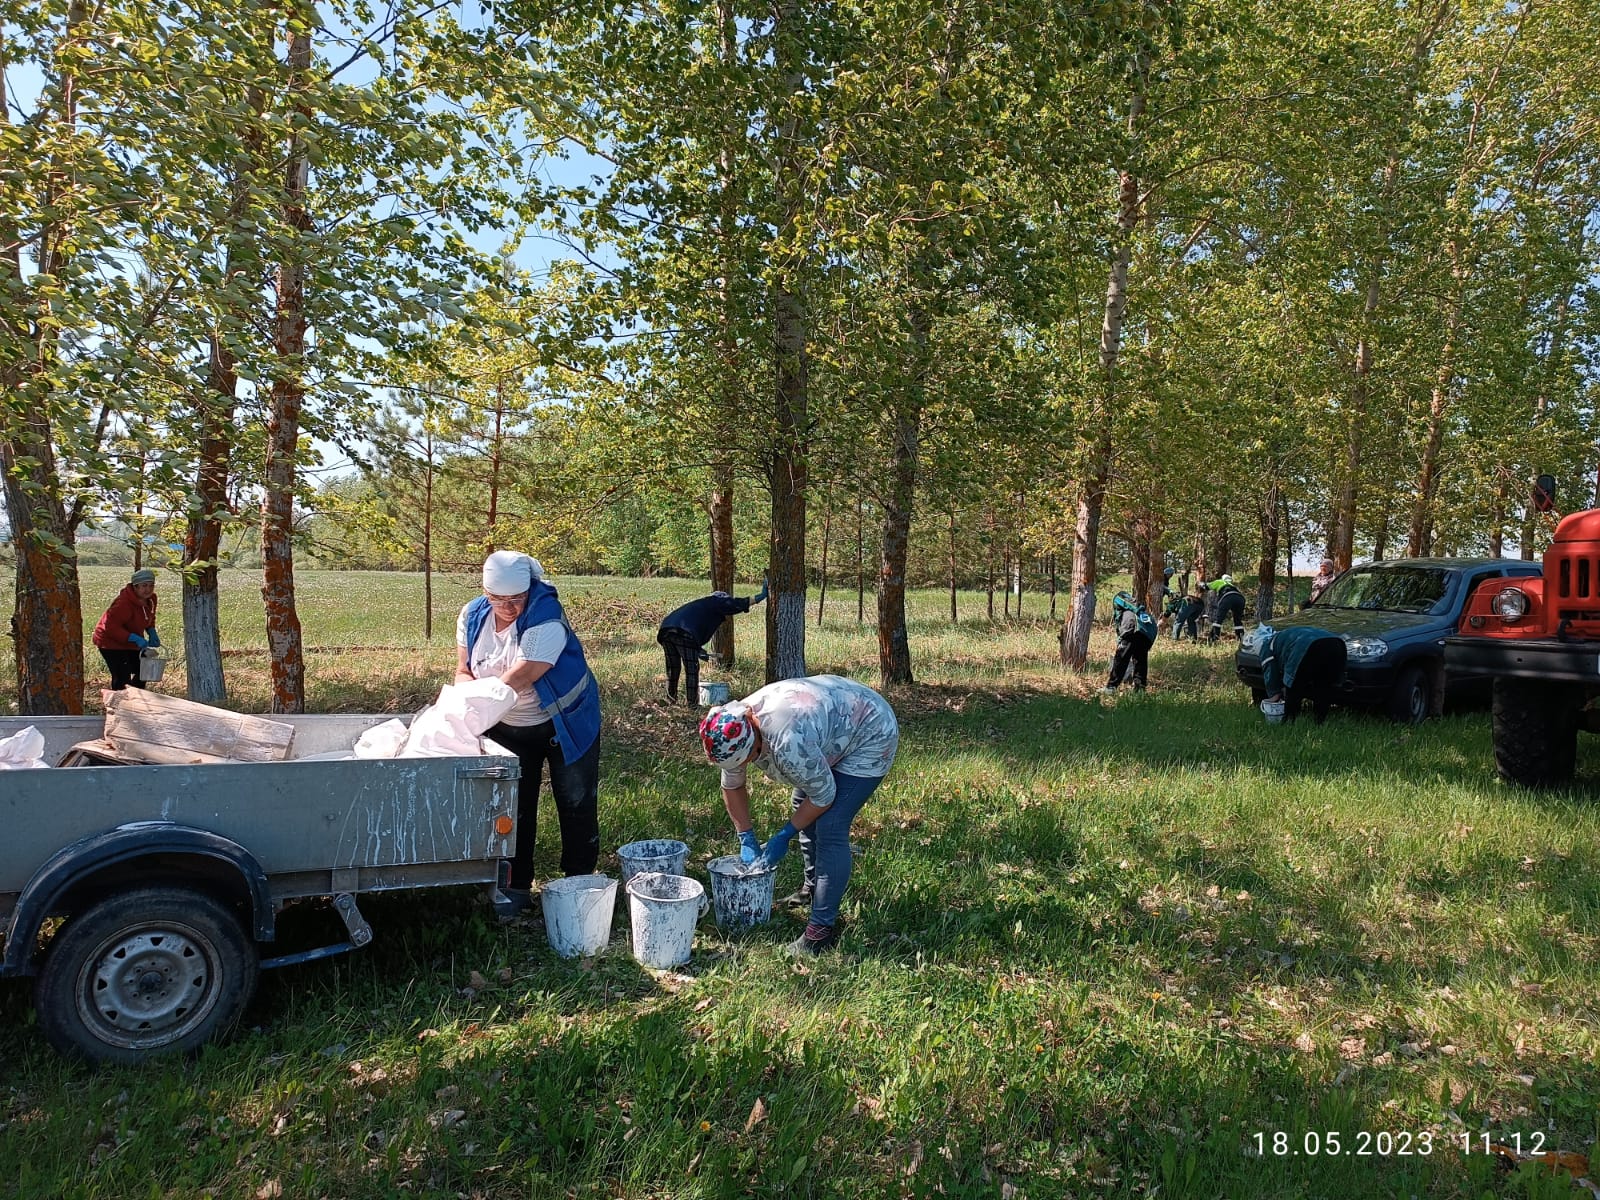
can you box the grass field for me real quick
[1,567,1597,1199]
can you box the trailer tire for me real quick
[1492,678,1579,789]
[35,886,258,1064]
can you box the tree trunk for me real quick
[855,493,864,624]
[816,494,831,626]
[1489,472,1508,558]
[0,2,91,714]
[985,507,995,619]
[1061,67,1145,670]
[261,22,312,715]
[1049,552,1057,620]
[1003,551,1011,617]
[1255,480,1280,622]
[1281,493,1295,609]
[948,509,958,623]
[709,456,736,664]
[1213,513,1231,576]
[184,330,238,704]
[1129,514,1152,609]
[711,0,741,668]
[763,0,808,683]
[877,390,919,683]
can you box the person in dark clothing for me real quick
[658,577,769,704]
[1171,586,1205,641]
[1101,591,1154,693]
[1207,575,1247,643]
[1261,626,1347,724]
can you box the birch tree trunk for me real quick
[1060,66,1144,670]
[261,21,312,714]
[763,0,808,683]
[877,394,919,684]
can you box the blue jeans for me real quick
[792,771,885,927]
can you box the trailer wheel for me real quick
[1492,678,1579,788]
[35,886,258,1065]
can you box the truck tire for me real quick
[1386,662,1433,725]
[1492,678,1579,788]
[35,886,259,1065]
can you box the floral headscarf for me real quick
[700,703,756,767]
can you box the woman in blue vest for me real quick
[456,551,602,911]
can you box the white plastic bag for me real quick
[399,679,518,758]
[0,725,48,770]
[353,718,410,760]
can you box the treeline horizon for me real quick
[4,0,1596,715]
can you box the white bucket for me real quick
[616,838,690,884]
[137,653,165,683]
[1260,698,1286,725]
[707,854,776,932]
[540,874,618,958]
[698,682,730,706]
[626,872,708,969]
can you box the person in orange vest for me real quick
[93,568,161,690]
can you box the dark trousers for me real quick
[657,627,704,703]
[1284,640,1347,725]
[1107,632,1152,689]
[486,720,601,887]
[99,648,145,691]
[1208,593,1246,643]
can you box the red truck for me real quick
[1443,476,1598,787]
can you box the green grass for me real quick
[1,568,1597,1199]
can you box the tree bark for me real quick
[763,0,808,683]
[260,21,312,714]
[816,493,831,626]
[0,2,90,714]
[947,509,958,623]
[1061,65,1145,670]
[877,397,918,684]
[1255,480,1280,622]
[709,456,736,664]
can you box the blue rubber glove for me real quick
[752,575,769,605]
[146,629,160,648]
[128,633,148,649]
[758,822,798,868]
[738,830,761,865]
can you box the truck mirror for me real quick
[1533,474,1556,513]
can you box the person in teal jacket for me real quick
[1261,626,1347,724]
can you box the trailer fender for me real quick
[2,824,274,977]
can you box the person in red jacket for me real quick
[93,568,161,690]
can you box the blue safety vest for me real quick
[463,581,601,760]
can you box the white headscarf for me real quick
[482,551,544,595]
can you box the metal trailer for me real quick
[0,714,520,1063]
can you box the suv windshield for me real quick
[1316,566,1453,614]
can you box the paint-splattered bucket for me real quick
[617,839,690,885]
[540,874,618,958]
[1260,698,1286,725]
[707,854,776,932]
[626,872,708,969]
[698,682,730,706]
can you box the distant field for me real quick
[1,567,1597,1199]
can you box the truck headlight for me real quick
[1493,587,1530,622]
[1343,636,1389,661]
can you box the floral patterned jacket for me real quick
[720,675,898,807]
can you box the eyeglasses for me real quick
[483,591,528,606]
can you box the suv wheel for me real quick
[1492,678,1578,788]
[1386,662,1433,725]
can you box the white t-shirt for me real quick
[719,675,898,808]
[455,606,567,727]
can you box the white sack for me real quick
[399,679,518,758]
[353,718,410,760]
[0,725,48,770]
